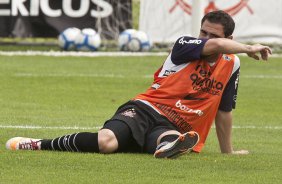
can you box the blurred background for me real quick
[0,0,281,52]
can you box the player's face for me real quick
[199,20,226,39]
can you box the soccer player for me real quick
[6,10,271,158]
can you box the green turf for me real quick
[0,55,281,183]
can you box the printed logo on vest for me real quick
[223,55,231,61]
[163,70,176,77]
[151,83,161,90]
[190,64,224,96]
[175,100,203,116]
[154,103,193,132]
[184,94,207,101]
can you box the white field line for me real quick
[0,51,282,58]
[231,125,281,130]
[14,73,129,78]
[0,125,281,130]
[0,125,101,130]
[12,73,282,79]
[242,75,282,79]
[0,51,168,57]
[13,73,153,78]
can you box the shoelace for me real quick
[19,139,40,150]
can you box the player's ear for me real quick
[227,35,233,40]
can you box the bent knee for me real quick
[98,129,118,153]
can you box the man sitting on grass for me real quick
[6,10,271,158]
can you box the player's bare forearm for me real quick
[215,110,233,154]
[215,110,249,155]
[202,38,272,60]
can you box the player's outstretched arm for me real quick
[202,38,272,61]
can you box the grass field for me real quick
[0,53,281,183]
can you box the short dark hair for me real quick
[201,10,235,37]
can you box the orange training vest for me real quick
[135,54,236,152]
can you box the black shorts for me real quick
[103,100,179,153]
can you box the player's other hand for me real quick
[232,150,249,155]
[247,44,272,61]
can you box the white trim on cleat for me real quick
[6,137,42,150]
[154,131,200,159]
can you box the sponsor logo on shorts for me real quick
[121,108,136,118]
